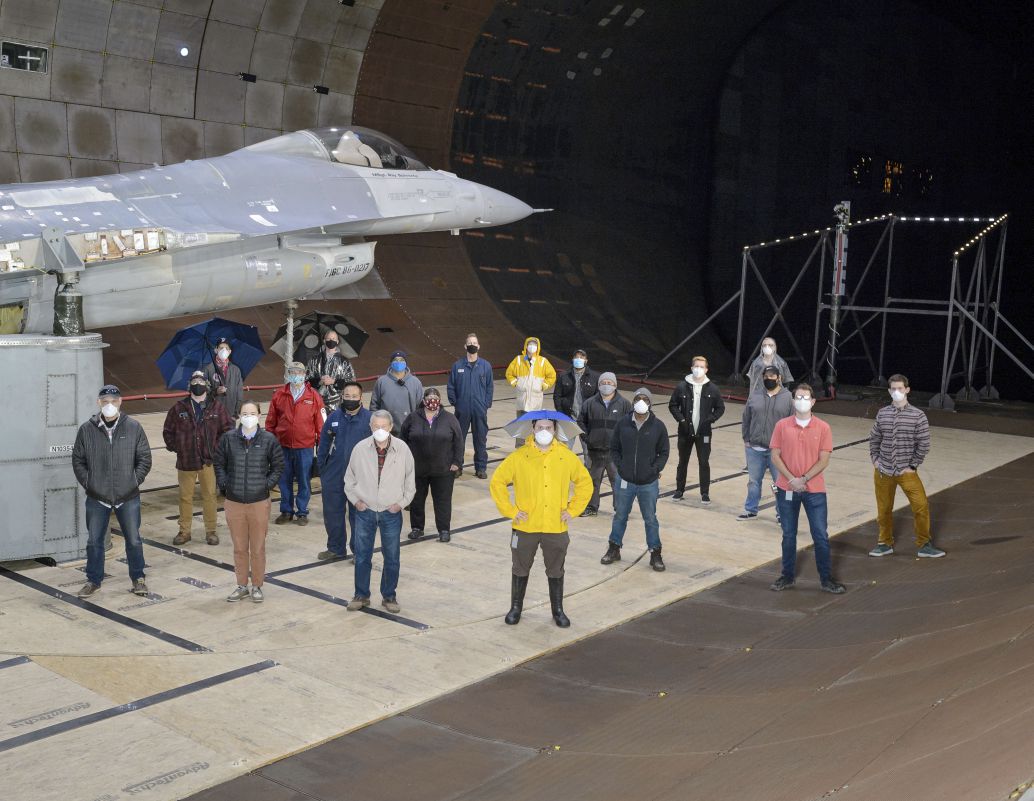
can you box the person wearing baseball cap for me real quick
[370,350,423,435]
[72,384,153,598]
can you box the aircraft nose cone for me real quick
[480,186,533,226]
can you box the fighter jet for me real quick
[0,126,535,335]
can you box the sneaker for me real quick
[251,586,264,603]
[671,491,684,501]
[649,548,666,572]
[317,550,345,560]
[917,543,946,558]
[172,531,191,546]
[226,585,250,602]
[737,512,758,521]
[295,516,308,527]
[347,596,370,611]
[580,507,598,517]
[205,531,219,545]
[770,575,795,591]
[438,531,451,543]
[382,597,401,614]
[131,579,149,596]
[600,542,621,565]
[407,528,424,540]
[275,513,293,525]
[868,544,894,557]
[475,470,488,480]
[741,465,749,472]
[700,494,711,505]
[77,582,100,598]
[821,578,846,594]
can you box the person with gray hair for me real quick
[344,409,416,613]
[577,372,631,516]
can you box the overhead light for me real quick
[179,46,189,57]
[239,72,257,82]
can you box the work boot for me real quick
[547,576,570,628]
[173,531,191,546]
[275,513,293,525]
[205,531,219,545]
[600,542,621,565]
[295,515,308,527]
[475,470,488,480]
[504,574,529,625]
[649,548,666,572]
[408,528,424,540]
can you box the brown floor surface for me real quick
[187,443,1034,801]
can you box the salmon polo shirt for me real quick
[769,415,833,493]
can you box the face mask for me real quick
[240,415,258,429]
[465,344,479,354]
[424,397,441,412]
[101,403,119,418]
[763,378,779,391]
[324,340,338,350]
[288,374,305,385]
[372,428,391,443]
[633,399,649,414]
[217,349,229,359]
[762,345,775,356]
[341,399,361,412]
[572,358,585,369]
[189,384,207,397]
[794,397,812,413]
[534,429,554,446]
[692,366,706,379]
[599,384,616,396]
[391,361,407,373]
[890,389,906,402]
[526,343,538,355]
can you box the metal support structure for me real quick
[824,202,851,396]
[283,298,298,371]
[875,218,896,384]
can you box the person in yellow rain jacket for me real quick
[490,416,593,628]
[505,336,557,413]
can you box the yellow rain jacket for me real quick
[505,336,557,411]
[490,437,593,533]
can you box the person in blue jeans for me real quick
[71,384,153,598]
[447,332,494,479]
[344,410,416,613]
[599,387,670,572]
[738,365,793,521]
[316,381,372,560]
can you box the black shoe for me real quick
[548,576,570,628]
[770,575,795,591]
[649,548,665,572]
[671,491,684,501]
[579,507,597,517]
[407,528,424,540]
[700,494,711,505]
[275,513,293,525]
[600,542,621,565]
[821,578,846,594]
[505,574,528,625]
[438,530,451,543]
[475,470,488,479]
[737,512,758,521]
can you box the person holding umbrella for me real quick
[400,387,464,542]
[490,411,593,627]
[306,329,356,412]
[204,336,244,419]
[266,361,325,526]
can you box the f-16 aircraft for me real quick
[0,126,535,335]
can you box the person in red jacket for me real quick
[265,361,324,525]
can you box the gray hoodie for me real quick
[741,386,793,448]
[370,369,424,433]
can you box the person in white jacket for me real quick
[344,410,416,613]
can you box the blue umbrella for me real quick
[503,410,583,443]
[156,317,265,390]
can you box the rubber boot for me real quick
[505,574,529,625]
[548,576,570,628]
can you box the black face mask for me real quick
[341,399,362,412]
[325,340,338,350]
[763,378,779,391]
[465,344,479,354]
[190,384,207,397]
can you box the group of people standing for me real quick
[70,332,945,626]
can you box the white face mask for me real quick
[633,399,649,415]
[794,397,812,413]
[890,389,906,403]
[372,428,391,443]
[101,403,119,418]
[526,342,538,354]
[534,429,554,446]
[762,345,775,356]
[691,366,706,379]
[217,349,230,359]
[599,384,616,396]
[240,415,258,429]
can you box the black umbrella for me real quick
[271,311,369,365]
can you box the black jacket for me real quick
[553,367,600,418]
[214,427,285,504]
[72,414,152,507]
[400,409,464,477]
[668,379,726,437]
[610,412,670,485]
[578,392,633,452]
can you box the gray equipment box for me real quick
[0,333,105,561]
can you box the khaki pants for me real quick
[177,465,218,535]
[511,530,569,578]
[224,498,270,587]
[874,469,930,547]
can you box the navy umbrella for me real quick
[156,317,265,390]
[503,410,583,443]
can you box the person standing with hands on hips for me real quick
[448,333,493,479]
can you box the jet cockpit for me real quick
[245,127,430,171]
